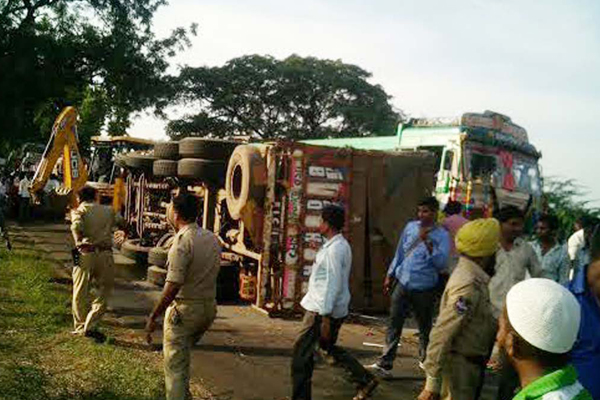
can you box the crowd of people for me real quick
[64,185,599,400]
[292,196,597,400]
[0,171,62,227]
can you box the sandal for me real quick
[353,378,379,400]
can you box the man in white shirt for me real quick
[291,205,377,400]
[568,219,585,262]
[489,205,542,400]
[18,173,31,222]
[0,178,7,198]
[44,174,60,194]
[567,218,589,280]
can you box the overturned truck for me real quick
[121,139,436,315]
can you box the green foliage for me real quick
[0,250,165,399]
[543,177,600,241]
[167,54,402,140]
[0,0,195,156]
[78,87,109,149]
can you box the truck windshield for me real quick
[513,155,541,195]
[470,152,497,179]
[465,145,541,196]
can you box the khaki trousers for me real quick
[164,299,216,400]
[72,250,114,334]
[440,354,486,400]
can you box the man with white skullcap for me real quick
[496,278,592,400]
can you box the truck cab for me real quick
[303,110,542,217]
[398,111,542,216]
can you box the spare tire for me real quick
[179,138,238,160]
[147,265,167,286]
[148,246,169,267]
[153,160,178,177]
[121,239,152,264]
[154,142,179,160]
[125,153,156,171]
[178,158,226,184]
[225,145,268,220]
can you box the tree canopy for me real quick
[543,177,600,241]
[167,54,401,140]
[0,0,194,155]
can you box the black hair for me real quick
[172,193,200,223]
[538,214,559,232]
[78,186,97,202]
[444,201,462,216]
[322,204,345,232]
[505,308,570,369]
[496,205,525,223]
[418,196,439,212]
[586,221,600,261]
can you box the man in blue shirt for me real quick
[367,197,450,377]
[568,224,600,399]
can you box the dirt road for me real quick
[9,221,498,400]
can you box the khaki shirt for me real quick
[166,223,221,301]
[424,257,497,393]
[489,237,542,317]
[71,201,120,248]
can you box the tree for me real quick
[543,177,600,241]
[0,0,195,155]
[167,54,402,140]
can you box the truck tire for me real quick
[154,141,179,160]
[148,246,168,267]
[121,239,152,264]
[125,153,156,171]
[114,154,128,168]
[179,138,238,160]
[177,158,226,183]
[153,160,178,177]
[225,145,267,220]
[147,265,167,286]
[156,232,174,248]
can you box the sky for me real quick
[130,0,600,202]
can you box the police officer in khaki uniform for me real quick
[145,193,221,400]
[70,185,122,340]
[418,218,500,400]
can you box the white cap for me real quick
[506,278,581,354]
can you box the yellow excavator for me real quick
[29,106,154,213]
[29,107,88,208]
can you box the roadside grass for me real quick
[0,249,165,400]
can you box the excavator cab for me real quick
[87,136,154,210]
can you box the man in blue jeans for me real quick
[367,196,450,377]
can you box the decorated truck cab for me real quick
[305,110,542,217]
[397,111,542,216]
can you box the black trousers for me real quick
[378,284,437,369]
[291,311,373,400]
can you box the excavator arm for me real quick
[29,107,89,206]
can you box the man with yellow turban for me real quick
[418,219,500,400]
